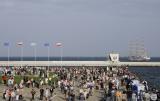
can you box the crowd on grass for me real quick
[0,66,160,101]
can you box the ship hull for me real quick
[129,56,150,61]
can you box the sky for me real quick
[0,0,160,57]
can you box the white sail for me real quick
[128,40,150,61]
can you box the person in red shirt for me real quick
[2,74,7,84]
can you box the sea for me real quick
[0,57,160,89]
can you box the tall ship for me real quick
[128,40,151,61]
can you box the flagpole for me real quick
[47,46,50,70]
[7,46,10,67]
[34,46,36,68]
[60,46,63,68]
[21,45,23,68]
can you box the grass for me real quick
[0,72,58,85]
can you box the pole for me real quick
[7,47,10,67]
[60,46,63,68]
[47,46,50,70]
[21,46,23,68]
[34,46,36,68]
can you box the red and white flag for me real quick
[17,42,23,46]
[56,42,62,47]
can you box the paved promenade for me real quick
[0,83,104,101]
[0,66,159,101]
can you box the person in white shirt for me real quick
[40,80,44,86]
[58,80,61,88]
[144,91,150,101]
[132,92,138,101]
[45,88,50,100]
[45,78,48,85]
[150,92,157,101]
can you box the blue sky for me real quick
[0,0,160,57]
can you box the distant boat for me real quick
[128,40,151,61]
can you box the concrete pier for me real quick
[0,61,160,67]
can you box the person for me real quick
[115,90,122,101]
[138,90,144,101]
[156,90,160,100]
[58,80,61,88]
[150,92,157,101]
[2,74,7,84]
[11,90,16,101]
[144,91,150,101]
[60,81,64,93]
[8,89,12,101]
[50,86,54,97]
[71,92,75,101]
[143,80,149,91]
[45,88,50,100]
[64,86,68,98]
[122,91,127,101]
[15,93,19,101]
[3,88,6,99]
[100,80,104,89]
[110,89,116,101]
[40,87,44,100]
[132,92,137,101]
[19,86,23,100]
[79,91,85,100]
[127,88,132,101]
[67,91,72,101]
[31,88,36,100]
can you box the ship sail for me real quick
[128,40,150,61]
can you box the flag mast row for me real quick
[3,42,63,68]
[3,42,62,47]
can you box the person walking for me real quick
[45,88,50,100]
[50,86,54,97]
[11,90,16,101]
[31,88,36,100]
[40,87,44,100]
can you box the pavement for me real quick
[0,84,104,101]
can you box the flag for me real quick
[44,43,49,47]
[56,43,62,47]
[4,42,9,46]
[30,42,37,46]
[17,42,23,46]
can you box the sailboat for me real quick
[128,40,151,61]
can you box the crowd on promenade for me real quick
[0,66,160,101]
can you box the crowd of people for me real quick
[0,66,160,101]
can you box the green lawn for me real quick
[0,72,58,85]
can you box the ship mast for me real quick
[128,39,150,61]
